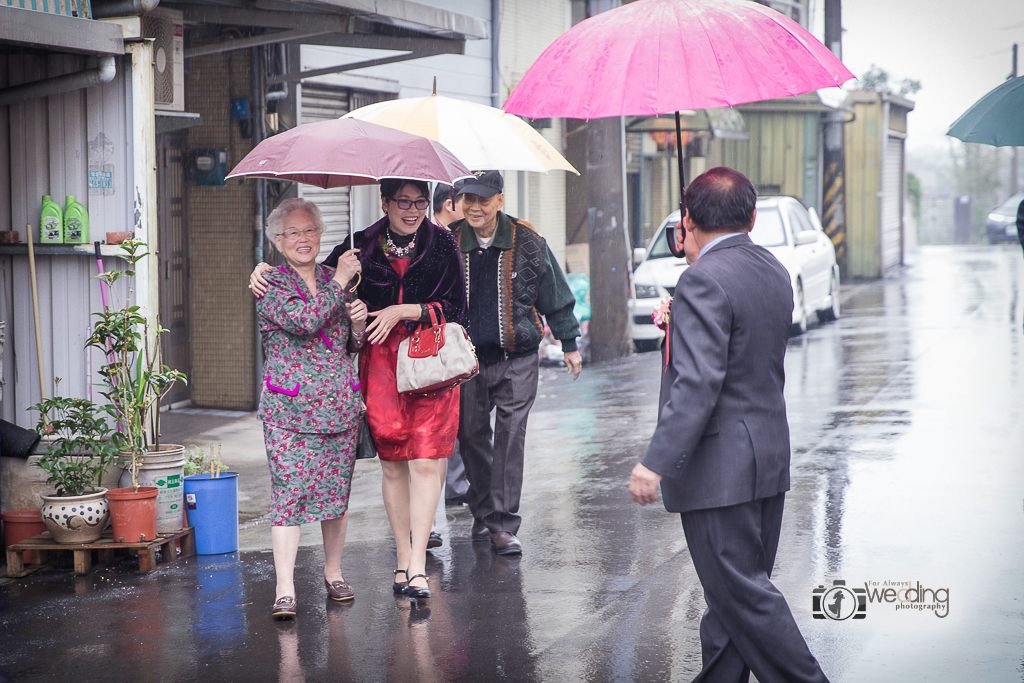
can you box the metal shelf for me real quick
[0,243,127,257]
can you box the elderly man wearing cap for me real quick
[449,170,582,555]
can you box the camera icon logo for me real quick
[812,580,867,620]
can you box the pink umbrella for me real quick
[227,117,471,188]
[502,0,854,256]
[502,0,854,118]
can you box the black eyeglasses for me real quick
[389,198,429,210]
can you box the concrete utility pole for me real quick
[822,0,848,278]
[1011,43,1019,195]
[585,0,631,361]
[586,116,631,361]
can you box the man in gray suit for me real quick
[630,167,829,683]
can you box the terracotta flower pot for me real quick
[105,231,133,245]
[40,488,109,544]
[117,445,186,533]
[106,486,159,542]
[2,509,46,562]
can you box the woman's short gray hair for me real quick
[266,198,326,243]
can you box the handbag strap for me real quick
[425,302,443,328]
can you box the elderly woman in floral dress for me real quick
[256,198,367,619]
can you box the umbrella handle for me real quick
[349,271,361,293]
[668,110,688,260]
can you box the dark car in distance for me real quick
[986,193,1024,244]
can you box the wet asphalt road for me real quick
[2,245,1024,682]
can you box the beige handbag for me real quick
[396,303,479,395]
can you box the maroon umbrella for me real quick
[227,118,471,188]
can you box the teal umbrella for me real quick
[948,76,1024,146]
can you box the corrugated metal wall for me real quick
[881,136,904,273]
[0,53,134,427]
[719,111,806,198]
[845,95,883,279]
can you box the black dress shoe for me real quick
[445,494,467,506]
[427,531,443,549]
[490,531,522,556]
[471,519,490,541]
[404,573,431,599]
[393,569,409,595]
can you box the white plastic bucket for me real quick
[119,447,186,533]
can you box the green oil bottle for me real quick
[63,195,88,244]
[40,195,63,244]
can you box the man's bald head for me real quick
[684,167,757,234]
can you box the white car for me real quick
[629,196,841,350]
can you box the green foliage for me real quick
[906,172,922,221]
[182,446,206,477]
[859,64,921,97]
[30,380,118,497]
[86,239,187,490]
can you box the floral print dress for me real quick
[257,264,361,526]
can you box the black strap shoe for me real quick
[404,574,431,599]
[393,569,409,595]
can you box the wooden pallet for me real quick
[5,527,196,578]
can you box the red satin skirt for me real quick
[358,256,458,461]
[359,324,459,461]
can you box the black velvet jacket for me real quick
[323,215,467,326]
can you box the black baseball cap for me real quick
[455,170,503,199]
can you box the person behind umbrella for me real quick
[252,179,465,599]
[254,198,367,619]
[432,181,464,228]
[1018,198,1024,334]
[432,181,470,510]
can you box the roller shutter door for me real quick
[880,136,904,273]
[299,84,350,261]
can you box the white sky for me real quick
[811,0,1024,153]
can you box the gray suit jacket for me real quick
[642,233,793,513]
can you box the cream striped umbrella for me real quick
[342,90,578,175]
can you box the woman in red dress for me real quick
[341,178,465,598]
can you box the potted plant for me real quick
[29,383,118,544]
[88,239,187,542]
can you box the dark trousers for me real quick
[445,440,469,500]
[681,494,830,683]
[458,354,538,535]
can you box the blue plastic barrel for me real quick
[183,473,239,555]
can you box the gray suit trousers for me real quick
[458,354,538,535]
[681,494,830,683]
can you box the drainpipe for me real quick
[92,0,160,18]
[252,46,268,405]
[265,44,288,102]
[0,55,116,106]
[491,0,501,108]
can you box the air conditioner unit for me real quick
[142,7,184,112]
